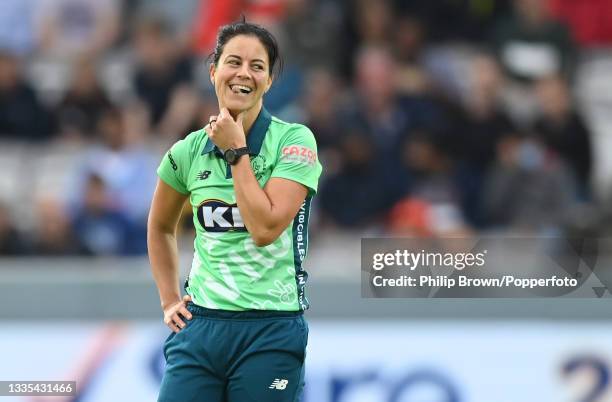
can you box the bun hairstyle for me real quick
[209,18,283,77]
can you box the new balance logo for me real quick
[196,170,211,180]
[269,379,288,390]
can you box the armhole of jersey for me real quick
[291,196,312,311]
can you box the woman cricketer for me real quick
[148,20,322,402]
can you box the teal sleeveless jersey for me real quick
[157,108,322,311]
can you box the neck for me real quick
[227,102,262,136]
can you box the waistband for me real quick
[186,302,303,319]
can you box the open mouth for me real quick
[229,84,253,95]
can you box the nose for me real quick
[236,63,251,80]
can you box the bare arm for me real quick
[231,159,307,246]
[208,108,308,246]
[147,179,192,332]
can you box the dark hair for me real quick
[209,19,283,77]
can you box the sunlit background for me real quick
[1,0,612,401]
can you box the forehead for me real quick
[221,35,269,63]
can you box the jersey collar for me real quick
[201,106,272,156]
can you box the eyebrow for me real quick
[225,54,266,64]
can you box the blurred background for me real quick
[1,0,612,401]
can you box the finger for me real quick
[173,314,186,329]
[165,318,180,333]
[209,119,218,131]
[179,306,193,320]
[169,321,180,333]
[209,115,217,123]
[220,107,231,121]
[180,295,192,319]
[236,110,246,125]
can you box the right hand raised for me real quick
[163,295,193,333]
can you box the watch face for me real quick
[224,149,237,164]
[224,147,248,165]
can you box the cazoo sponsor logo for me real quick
[281,145,317,166]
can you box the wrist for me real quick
[230,154,251,168]
[161,297,181,310]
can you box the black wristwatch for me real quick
[224,147,250,165]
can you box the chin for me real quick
[227,105,246,114]
[224,101,252,114]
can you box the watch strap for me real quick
[234,147,250,157]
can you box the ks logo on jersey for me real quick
[196,200,247,232]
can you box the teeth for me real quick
[230,84,252,94]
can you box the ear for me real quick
[209,63,216,86]
[265,75,273,93]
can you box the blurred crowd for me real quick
[1,0,612,256]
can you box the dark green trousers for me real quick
[158,303,307,402]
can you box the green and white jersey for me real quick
[157,107,322,311]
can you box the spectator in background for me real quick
[391,15,430,96]
[394,0,512,43]
[340,45,441,162]
[71,174,135,255]
[354,0,393,47]
[71,107,157,253]
[319,132,399,228]
[387,130,470,236]
[340,0,393,79]
[0,0,37,56]
[55,56,112,141]
[482,132,576,231]
[251,0,346,116]
[36,0,120,58]
[440,54,517,226]
[300,68,343,153]
[457,54,515,172]
[0,202,28,255]
[0,51,53,141]
[132,16,199,138]
[491,0,575,82]
[533,75,592,199]
[126,0,201,48]
[123,100,152,143]
[340,46,410,158]
[30,198,87,255]
[281,0,345,73]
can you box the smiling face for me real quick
[210,34,273,115]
